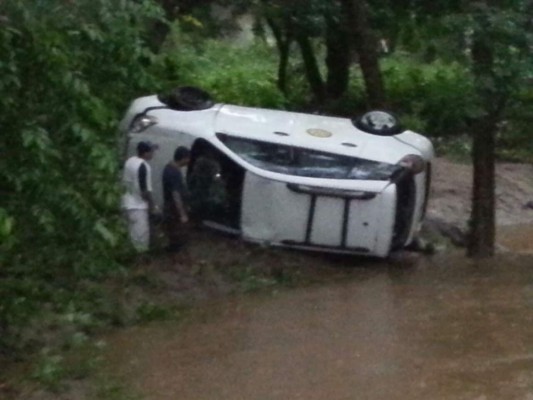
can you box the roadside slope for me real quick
[428,158,533,228]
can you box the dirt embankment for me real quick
[427,158,533,228]
[424,158,533,248]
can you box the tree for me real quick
[149,0,239,51]
[341,0,386,108]
[256,0,383,108]
[325,4,352,99]
[373,0,532,257]
[465,0,533,257]
[0,0,165,353]
[258,0,330,103]
[264,12,293,94]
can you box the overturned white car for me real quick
[120,87,434,258]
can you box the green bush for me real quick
[156,35,288,109]
[495,85,533,162]
[381,55,476,137]
[0,0,164,355]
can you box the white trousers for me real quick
[125,209,149,252]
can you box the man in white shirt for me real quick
[122,141,158,252]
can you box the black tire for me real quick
[353,110,402,136]
[158,86,214,111]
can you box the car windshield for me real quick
[217,133,401,180]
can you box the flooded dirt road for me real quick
[104,247,533,400]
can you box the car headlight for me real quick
[129,115,158,133]
[397,154,426,174]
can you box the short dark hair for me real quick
[137,141,157,156]
[174,146,191,162]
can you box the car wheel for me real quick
[158,86,214,111]
[353,110,402,136]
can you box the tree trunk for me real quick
[278,40,291,95]
[325,13,351,99]
[467,6,499,258]
[468,118,496,257]
[342,0,386,108]
[266,17,292,95]
[296,34,326,103]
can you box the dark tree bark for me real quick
[468,116,497,258]
[295,33,326,102]
[325,12,351,99]
[266,16,292,95]
[342,0,386,108]
[467,5,502,258]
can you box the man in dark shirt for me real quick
[162,146,191,252]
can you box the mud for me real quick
[103,248,533,400]
[427,158,533,229]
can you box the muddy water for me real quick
[104,233,533,400]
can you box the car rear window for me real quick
[217,133,401,180]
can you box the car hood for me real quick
[213,104,429,165]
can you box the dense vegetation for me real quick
[0,0,165,355]
[1,0,532,365]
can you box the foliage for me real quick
[497,86,533,161]
[0,0,164,355]
[453,1,532,257]
[159,35,288,108]
[32,350,66,391]
[445,1,533,106]
[381,55,476,137]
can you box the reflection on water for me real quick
[104,244,533,400]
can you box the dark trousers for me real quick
[163,203,187,251]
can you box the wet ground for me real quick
[95,161,533,400]
[427,158,533,229]
[102,229,533,400]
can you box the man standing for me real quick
[122,141,158,252]
[162,146,191,252]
